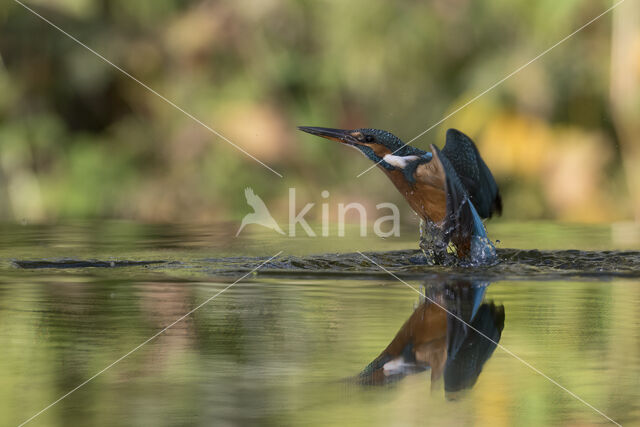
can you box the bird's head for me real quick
[298,126,426,170]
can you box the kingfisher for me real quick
[298,126,502,261]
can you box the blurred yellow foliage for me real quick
[481,114,616,222]
[481,113,551,179]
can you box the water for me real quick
[1,221,639,426]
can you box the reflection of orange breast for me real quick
[383,302,447,357]
[381,302,448,380]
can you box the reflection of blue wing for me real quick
[444,302,504,394]
[470,283,488,320]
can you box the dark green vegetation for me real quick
[1,1,639,223]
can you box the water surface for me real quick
[1,221,639,426]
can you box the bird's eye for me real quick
[365,135,374,143]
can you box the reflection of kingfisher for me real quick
[299,127,501,260]
[236,188,285,236]
[358,280,504,397]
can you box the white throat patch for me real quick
[382,154,419,169]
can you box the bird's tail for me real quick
[468,202,497,262]
[468,202,487,238]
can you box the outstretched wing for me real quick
[441,129,502,219]
[244,187,268,212]
[430,146,475,257]
[407,147,475,256]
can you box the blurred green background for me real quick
[1,0,639,224]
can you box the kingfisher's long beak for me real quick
[298,126,359,146]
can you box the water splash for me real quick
[418,218,498,267]
[418,219,452,265]
[469,235,497,265]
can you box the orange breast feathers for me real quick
[380,151,447,224]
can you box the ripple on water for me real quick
[253,249,640,280]
[11,249,640,281]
